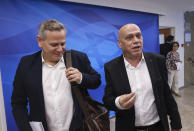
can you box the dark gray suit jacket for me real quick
[11,50,101,131]
[103,52,182,131]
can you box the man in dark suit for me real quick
[160,35,174,58]
[103,24,182,131]
[11,19,101,131]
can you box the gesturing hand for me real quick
[65,67,82,84]
[119,93,136,109]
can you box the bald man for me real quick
[103,24,182,131]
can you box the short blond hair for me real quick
[38,19,66,40]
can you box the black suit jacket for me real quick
[103,52,182,131]
[160,42,173,57]
[11,50,101,131]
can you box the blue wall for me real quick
[0,0,159,130]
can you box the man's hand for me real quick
[65,67,82,84]
[119,93,136,109]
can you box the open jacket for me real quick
[103,52,182,131]
[11,50,101,131]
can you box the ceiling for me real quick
[61,0,194,14]
[145,0,194,12]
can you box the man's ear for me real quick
[37,35,43,48]
[117,40,122,49]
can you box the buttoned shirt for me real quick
[115,54,160,126]
[42,56,74,131]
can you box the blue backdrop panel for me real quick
[0,0,159,130]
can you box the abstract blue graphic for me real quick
[0,0,159,130]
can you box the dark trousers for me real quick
[136,121,164,131]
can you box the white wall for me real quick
[0,71,7,131]
[61,0,185,87]
[159,10,185,88]
[157,9,184,88]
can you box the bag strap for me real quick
[65,50,90,118]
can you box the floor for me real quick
[175,86,194,131]
[110,85,194,131]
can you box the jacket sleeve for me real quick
[11,57,32,131]
[79,53,101,89]
[160,56,182,130]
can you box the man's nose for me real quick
[57,45,63,52]
[133,36,139,42]
[133,36,139,44]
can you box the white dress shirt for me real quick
[42,56,74,131]
[115,55,160,126]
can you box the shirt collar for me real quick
[123,53,145,69]
[41,51,64,66]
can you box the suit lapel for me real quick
[30,52,47,121]
[144,53,159,95]
[116,55,132,93]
